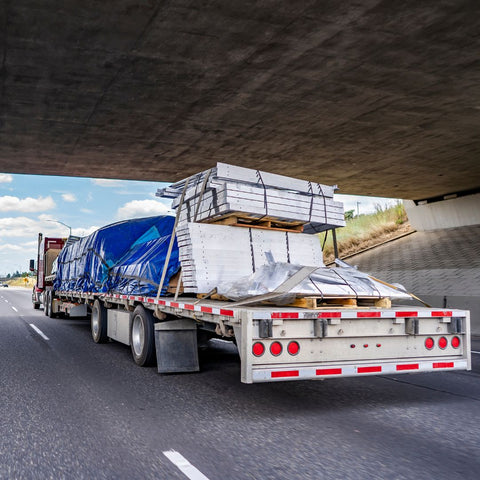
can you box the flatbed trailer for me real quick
[33,164,472,384]
[49,289,471,384]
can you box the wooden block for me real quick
[283,297,358,309]
[374,297,391,308]
[196,293,230,301]
[212,216,239,226]
[166,271,184,294]
[287,297,318,309]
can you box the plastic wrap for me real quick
[220,262,413,301]
[54,216,180,295]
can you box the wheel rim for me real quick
[132,315,145,357]
[92,306,99,338]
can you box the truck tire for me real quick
[130,305,156,367]
[91,299,108,344]
[44,291,50,316]
[32,288,40,309]
[47,291,58,319]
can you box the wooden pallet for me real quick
[206,213,304,233]
[285,296,392,309]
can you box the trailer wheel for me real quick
[130,305,156,367]
[91,299,108,344]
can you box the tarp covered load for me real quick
[54,216,180,296]
[220,261,413,303]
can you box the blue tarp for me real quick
[54,216,180,296]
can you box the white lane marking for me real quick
[163,450,210,480]
[472,351,480,355]
[29,324,49,341]
[11,306,18,312]
[4,299,8,303]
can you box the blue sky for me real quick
[0,172,399,276]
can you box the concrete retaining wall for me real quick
[404,194,480,231]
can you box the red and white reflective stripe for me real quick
[111,294,234,317]
[56,291,236,318]
[251,359,468,382]
[266,309,460,320]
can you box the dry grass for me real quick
[320,202,412,264]
[5,277,36,288]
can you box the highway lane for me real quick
[1,287,479,480]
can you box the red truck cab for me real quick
[31,234,65,309]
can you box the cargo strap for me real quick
[155,176,191,307]
[255,169,269,221]
[193,169,212,222]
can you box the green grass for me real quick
[320,201,408,262]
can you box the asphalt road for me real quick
[1,287,479,480]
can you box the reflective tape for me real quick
[252,359,468,382]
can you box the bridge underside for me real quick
[1,1,480,199]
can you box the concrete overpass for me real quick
[0,0,480,206]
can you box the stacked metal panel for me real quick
[176,222,325,293]
[157,163,353,296]
[157,163,345,233]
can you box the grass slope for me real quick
[320,202,412,264]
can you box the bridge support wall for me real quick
[403,195,480,335]
[404,194,480,231]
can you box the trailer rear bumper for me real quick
[251,358,469,383]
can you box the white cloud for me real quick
[91,178,125,188]
[38,213,55,222]
[0,217,47,237]
[72,225,99,237]
[0,216,90,239]
[21,240,39,249]
[0,195,55,212]
[0,174,13,183]
[0,242,24,251]
[117,199,171,220]
[62,193,77,202]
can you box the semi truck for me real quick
[30,164,471,383]
[31,234,65,310]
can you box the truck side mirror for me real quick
[29,259,35,272]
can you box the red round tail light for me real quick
[287,341,300,356]
[438,337,448,349]
[425,337,434,350]
[270,341,283,356]
[451,336,460,349]
[252,342,265,357]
